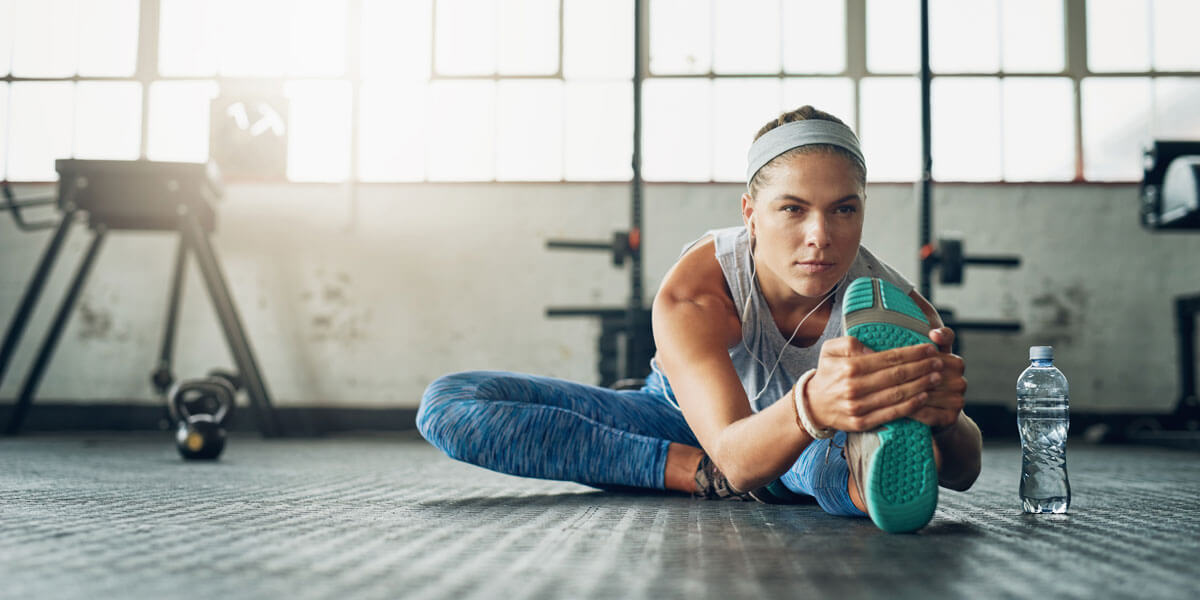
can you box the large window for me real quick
[154,0,632,182]
[644,0,1200,183]
[1,0,1197,183]
[1,0,141,181]
[0,0,632,183]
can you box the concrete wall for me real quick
[2,181,1196,414]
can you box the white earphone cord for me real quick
[741,236,846,403]
[657,233,845,406]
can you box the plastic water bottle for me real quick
[1016,346,1070,513]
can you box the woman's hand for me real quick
[910,327,967,431]
[803,337,945,432]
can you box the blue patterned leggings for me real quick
[417,369,866,517]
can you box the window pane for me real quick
[359,82,427,182]
[866,0,918,73]
[74,82,141,160]
[498,0,558,75]
[77,0,138,76]
[0,83,8,180]
[1004,78,1074,181]
[12,0,78,77]
[930,0,999,73]
[289,0,347,77]
[1087,0,1150,72]
[642,78,710,181]
[428,80,495,181]
[8,82,73,181]
[147,81,219,163]
[650,0,711,75]
[218,0,289,77]
[496,80,562,180]
[713,0,778,74]
[1001,0,1063,72]
[1153,0,1200,71]
[564,81,632,180]
[782,0,845,74]
[782,78,856,131]
[1081,77,1151,180]
[436,0,496,76]
[860,77,920,181]
[563,0,633,80]
[362,0,432,80]
[932,78,1001,180]
[158,0,219,76]
[284,81,351,182]
[712,79,781,182]
[1154,78,1200,139]
[0,0,12,76]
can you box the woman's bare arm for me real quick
[652,240,948,492]
[652,238,815,492]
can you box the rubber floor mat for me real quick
[1,431,1197,599]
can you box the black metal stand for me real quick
[918,0,933,302]
[1,183,59,231]
[4,224,107,435]
[1,159,280,436]
[1174,293,1200,420]
[545,0,652,387]
[547,307,654,389]
[151,237,188,393]
[0,211,77,392]
[179,210,279,436]
[915,1,1021,339]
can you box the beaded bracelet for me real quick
[793,368,835,440]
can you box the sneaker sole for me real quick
[843,277,938,533]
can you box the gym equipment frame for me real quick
[1140,141,1200,430]
[545,0,652,389]
[0,159,281,436]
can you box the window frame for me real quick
[1,0,1197,184]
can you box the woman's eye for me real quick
[782,205,801,213]
[836,205,858,215]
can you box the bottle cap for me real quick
[1029,345,1053,360]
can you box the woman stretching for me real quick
[417,106,981,533]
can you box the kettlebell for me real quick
[205,368,242,422]
[168,378,235,460]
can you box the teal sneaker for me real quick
[842,277,938,533]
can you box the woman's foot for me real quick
[846,437,942,516]
[842,277,940,533]
[692,454,755,500]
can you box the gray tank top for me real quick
[653,226,915,414]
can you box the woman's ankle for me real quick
[847,471,868,514]
[664,443,705,492]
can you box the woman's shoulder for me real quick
[654,235,742,346]
[659,235,729,305]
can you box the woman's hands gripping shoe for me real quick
[908,326,967,432]
[800,337,946,433]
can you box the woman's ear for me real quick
[740,192,755,236]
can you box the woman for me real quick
[417,106,981,533]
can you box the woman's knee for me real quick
[418,372,477,435]
[416,371,501,456]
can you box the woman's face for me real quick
[742,151,865,301]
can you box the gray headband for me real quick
[745,120,865,186]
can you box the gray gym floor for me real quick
[2,431,1197,600]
